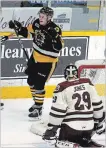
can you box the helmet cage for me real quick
[64,65,78,80]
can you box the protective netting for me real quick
[75,59,106,109]
[79,67,105,84]
[75,59,106,84]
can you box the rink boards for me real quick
[1,31,106,99]
[1,78,106,99]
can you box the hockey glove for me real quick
[96,120,105,135]
[1,36,8,43]
[42,126,58,141]
[94,113,105,135]
[9,20,15,29]
[9,20,22,31]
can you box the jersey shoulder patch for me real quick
[49,22,62,35]
[53,81,67,93]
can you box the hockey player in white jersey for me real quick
[43,64,105,147]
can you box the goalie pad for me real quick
[91,132,105,146]
[30,120,48,136]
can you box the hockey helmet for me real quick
[38,7,54,18]
[64,64,78,80]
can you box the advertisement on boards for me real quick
[1,39,33,78]
[1,37,89,79]
[0,7,72,32]
[53,8,72,30]
[54,37,89,77]
[0,8,40,32]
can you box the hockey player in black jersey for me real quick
[2,7,63,119]
[43,64,105,147]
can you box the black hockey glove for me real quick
[9,20,22,31]
[42,126,58,141]
[96,121,105,135]
[9,20,15,29]
[48,27,59,39]
[1,36,8,43]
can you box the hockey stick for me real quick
[14,28,29,60]
[12,9,29,60]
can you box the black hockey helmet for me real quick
[38,7,54,17]
[64,64,78,80]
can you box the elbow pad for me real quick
[52,37,62,51]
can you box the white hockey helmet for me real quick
[64,64,78,80]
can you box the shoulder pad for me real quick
[80,78,94,86]
[49,22,62,35]
[54,26,62,35]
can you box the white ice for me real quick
[1,98,105,147]
[1,98,53,148]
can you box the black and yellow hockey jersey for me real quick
[18,19,64,63]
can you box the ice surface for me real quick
[1,99,53,147]
[1,98,105,147]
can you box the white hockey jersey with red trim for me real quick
[48,78,103,131]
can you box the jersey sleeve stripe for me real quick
[94,106,103,111]
[65,114,93,119]
[50,112,66,118]
[66,111,93,116]
[92,100,102,106]
[63,117,93,122]
[50,110,66,116]
[51,106,66,113]
[48,123,60,127]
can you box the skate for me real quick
[28,104,42,119]
[0,102,4,110]
[29,102,37,112]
